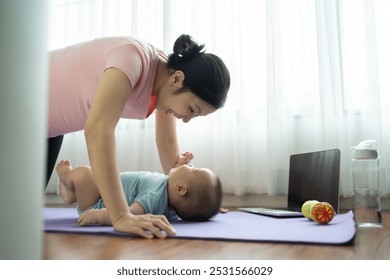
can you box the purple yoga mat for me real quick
[43,207,356,244]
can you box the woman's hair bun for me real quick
[167,34,230,109]
[173,34,205,60]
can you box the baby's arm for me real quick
[128,202,146,215]
[175,152,194,167]
[78,202,146,226]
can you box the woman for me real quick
[47,34,230,238]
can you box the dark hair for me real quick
[167,34,230,109]
[175,177,223,222]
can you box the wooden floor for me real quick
[44,208,390,260]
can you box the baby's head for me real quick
[167,165,222,221]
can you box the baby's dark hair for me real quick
[167,34,230,109]
[175,177,223,222]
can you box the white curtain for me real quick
[46,0,390,199]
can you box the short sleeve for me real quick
[135,192,165,215]
[105,43,143,88]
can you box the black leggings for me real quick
[46,135,64,188]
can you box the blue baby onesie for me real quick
[78,171,178,221]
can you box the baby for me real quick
[55,153,222,226]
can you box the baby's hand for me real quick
[220,208,229,214]
[78,209,100,226]
[175,152,194,167]
[78,208,112,226]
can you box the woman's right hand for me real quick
[113,212,176,239]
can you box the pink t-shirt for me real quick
[48,37,165,137]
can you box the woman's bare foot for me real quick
[55,160,76,204]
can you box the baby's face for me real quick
[169,165,216,186]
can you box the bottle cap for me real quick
[351,140,378,159]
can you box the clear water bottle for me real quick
[351,140,382,227]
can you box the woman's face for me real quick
[156,71,217,123]
[156,91,216,123]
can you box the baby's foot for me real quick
[55,160,72,180]
[55,160,76,204]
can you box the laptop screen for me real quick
[287,149,340,212]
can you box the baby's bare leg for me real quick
[65,165,101,211]
[56,160,101,210]
[56,160,76,204]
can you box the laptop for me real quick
[239,148,340,217]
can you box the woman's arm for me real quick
[84,68,175,238]
[155,110,181,174]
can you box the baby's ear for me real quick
[176,184,188,196]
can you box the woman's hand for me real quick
[78,209,176,239]
[112,212,176,239]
